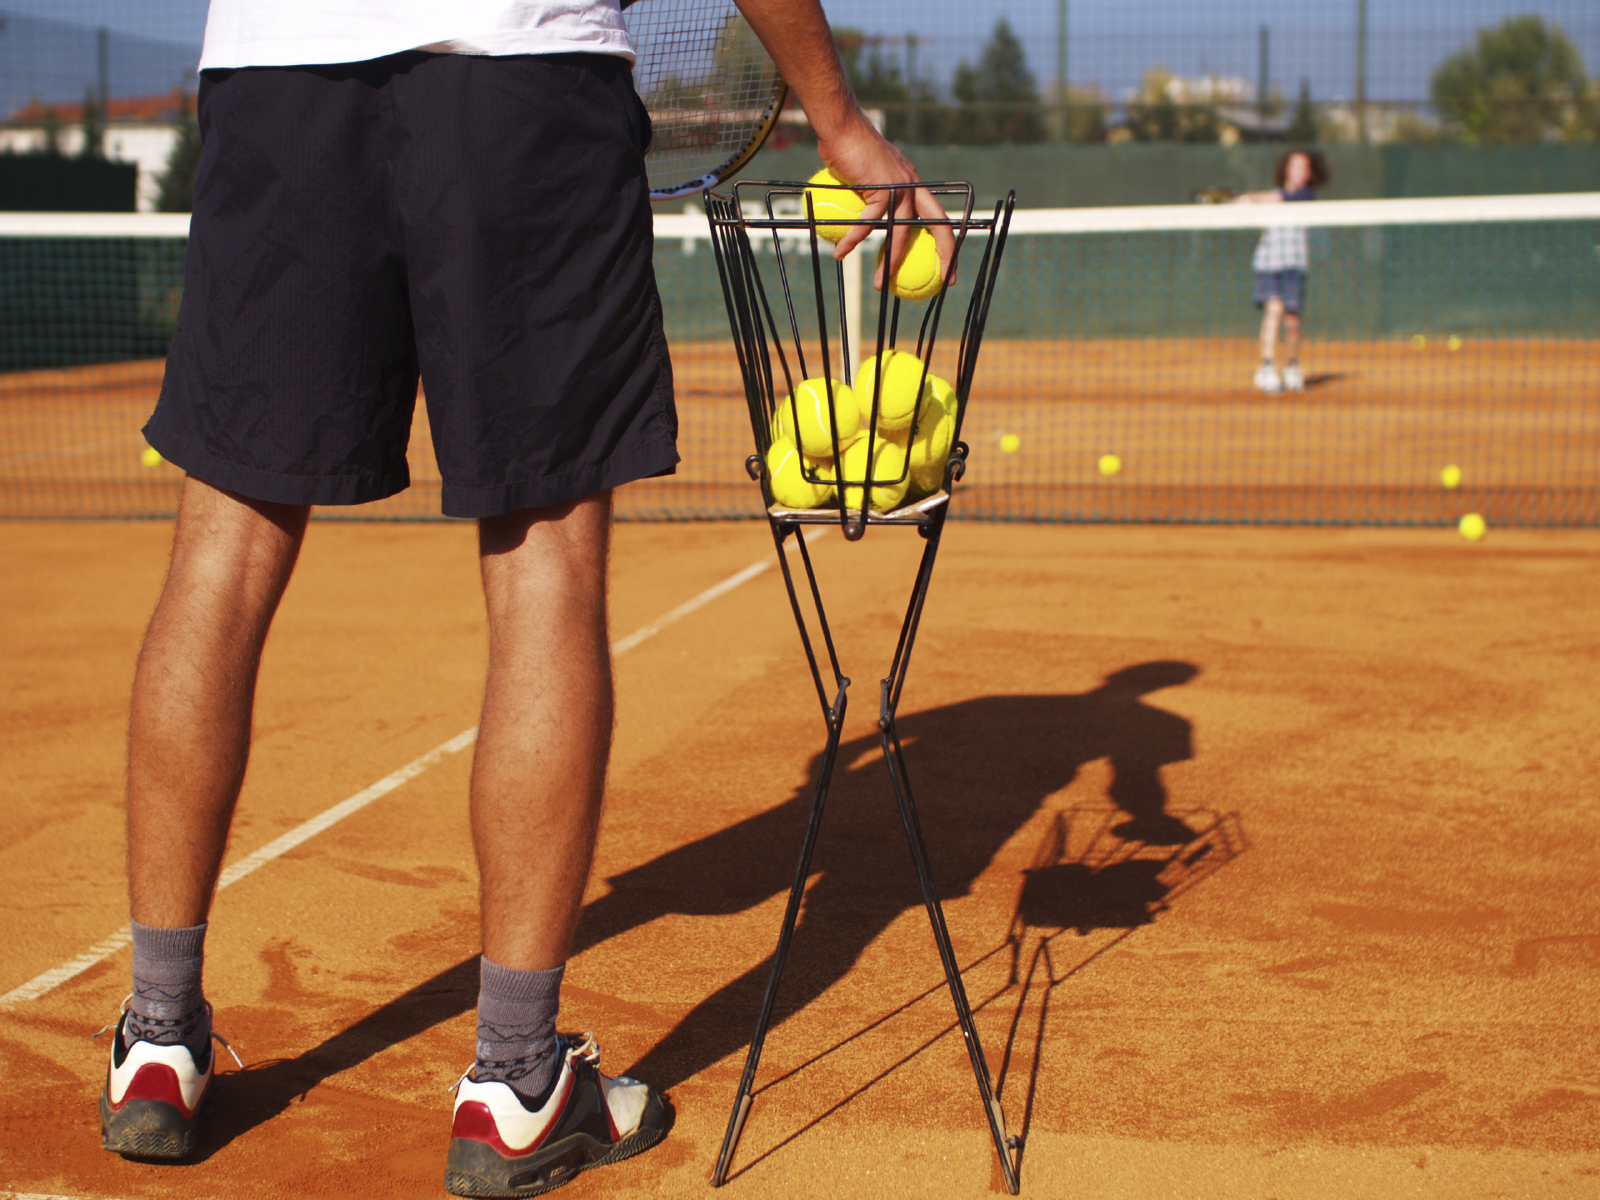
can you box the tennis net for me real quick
[2,192,1597,526]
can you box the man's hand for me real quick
[733,0,956,290]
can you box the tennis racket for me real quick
[623,0,788,201]
[1192,186,1237,204]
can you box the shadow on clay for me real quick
[188,659,1225,1175]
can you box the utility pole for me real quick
[906,33,918,143]
[1355,0,1368,142]
[1258,24,1269,133]
[1056,0,1068,141]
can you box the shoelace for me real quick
[448,1031,599,1093]
[90,994,244,1068]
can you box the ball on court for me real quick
[139,446,162,468]
[1447,335,1462,352]
[1098,453,1122,477]
[765,435,831,509]
[790,376,860,458]
[1440,464,1462,489]
[1458,512,1487,542]
[840,431,909,513]
[877,227,945,301]
[854,349,926,432]
[804,168,865,244]
[999,433,1021,455]
[1412,334,1427,350]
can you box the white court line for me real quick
[0,527,827,1011]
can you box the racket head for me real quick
[1192,187,1237,204]
[625,0,788,201]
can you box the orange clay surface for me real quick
[2,517,1599,1199]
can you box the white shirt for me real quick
[198,0,635,71]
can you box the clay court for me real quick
[4,502,1599,1197]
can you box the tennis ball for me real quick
[1098,453,1122,477]
[1412,334,1427,350]
[839,433,909,513]
[1458,512,1486,542]
[1440,464,1462,489]
[789,376,860,458]
[908,403,956,495]
[876,227,945,300]
[765,435,831,509]
[1447,335,1462,352]
[804,168,866,244]
[927,373,959,421]
[139,446,162,468]
[999,433,1021,455]
[854,349,926,432]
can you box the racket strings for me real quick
[627,0,784,196]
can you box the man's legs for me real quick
[128,478,309,930]
[447,490,667,1196]
[465,493,613,1103]
[472,493,614,973]
[104,477,306,1157]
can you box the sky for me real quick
[2,0,1597,109]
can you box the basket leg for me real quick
[877,525,1020,1195]
[712,526,850,1187]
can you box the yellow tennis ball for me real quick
[839,433,909,513]
[908,403,956,495]
[1412,334,1427,350]
[804,168,866,245]
[139,446,163,468]
[927,373,959,421]
[1447,335,1462,352]
[999,433,1021,455]
[854,349,925,432]
[1440,464,1462,489]
[1098,453,1122,477]
[789,376,859,458]
[876,227,945,300]
[1458,513,1486,542]
[765,435,831,509]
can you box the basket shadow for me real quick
[588,660,1206,1147]
[186,659,1206,1164]
[995,804,1249,1188]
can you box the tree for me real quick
[1121,69,1224,143]
[1430,15,1589,143]
[834,27,915,141]
[950,18,1045,144]
[1286,78,1318,143]
[156,91,201,212]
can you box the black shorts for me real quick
[146,52,678,519]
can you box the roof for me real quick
[9,91,192,124]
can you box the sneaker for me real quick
[1253,363,1281,393]
[445,1033,667,1197]
[1281,363,1305,392]
[99,1008,230,1158]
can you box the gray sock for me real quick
[474,956,564,1105]
[126,919,210,1061]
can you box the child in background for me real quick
[1237,149,1330,393]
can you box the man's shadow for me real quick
[194,660,1200,1157]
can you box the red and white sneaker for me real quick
[445,1033,667,1197]
[99,1009,235,1158]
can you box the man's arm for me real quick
[733,0,956,286]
